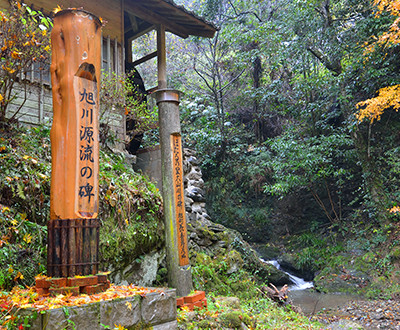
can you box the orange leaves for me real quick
[10,50,21,59]
[356,85,400,123]
[356,1,400,124]
[365,0,400,54]
[373,0,400,16]
[0,284,160,314]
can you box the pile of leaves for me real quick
[0,283,164,329]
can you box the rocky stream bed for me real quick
[314,299,400,329]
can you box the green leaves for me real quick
[263,131,354,194]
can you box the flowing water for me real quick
[265,259,314,291]
[263,259,360,315]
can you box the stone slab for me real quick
[100,295,141,329]
[17,288,176,329]
[141,288,176,325]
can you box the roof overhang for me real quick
[124,0,218,41]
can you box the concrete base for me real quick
[18,288,177,329]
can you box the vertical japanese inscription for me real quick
[171,134,189,266]
[75,77,98,218]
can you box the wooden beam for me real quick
[125,24,155,41]
[146,86,158,94]
[131,51,157,67]
[124,3,189,39]
[157,25,167,89]
[129,12,139,32]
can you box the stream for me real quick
[264,259,360,315]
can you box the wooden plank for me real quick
[90,219,98,274]
[83,218,91,274]
[69,219,76,276]
[54,219,61,277]
[107,36,111,76]
[60,220,68,277]
[47,220,54,277]
[131,51,157,67]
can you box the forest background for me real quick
[134,0,400,295]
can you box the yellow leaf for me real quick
[23,233,32,243]
[14,272,23,280]
[38,173,48,180]
[11,51,21,59]
[2,206,10,212]
[53,5,62,14]
[125,301,132,310]
[114,324,127,330]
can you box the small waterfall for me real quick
[263,259,314,291]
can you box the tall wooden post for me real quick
[156,25,193,297]
[48,9,102,277]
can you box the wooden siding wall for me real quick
[6,39,126,149]
[7,83,53,126]
[1,0,127,148]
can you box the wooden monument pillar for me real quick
[48,9,102,277]
[155,25,193,297]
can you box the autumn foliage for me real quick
[0,283,161,329]
[0,1,51,124]
[356,85,400,122]
[356,0,400,123]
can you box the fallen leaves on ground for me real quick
[0,283,162,314]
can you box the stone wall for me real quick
[183,148,211,226]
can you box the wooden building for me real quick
[3,0,216,148]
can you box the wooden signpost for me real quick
[155,25,193,297]
[171,134,190,266]
[47,9,101,278]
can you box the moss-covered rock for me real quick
[220,311,253,328]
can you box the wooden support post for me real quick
[48,9,102,277]
[157,25,167,89]
[156,25,193,297]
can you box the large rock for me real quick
[277,253,315,281]
[110,250,165,286]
